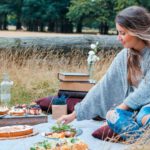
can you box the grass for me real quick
[127,128,150,150]
[0,47,116,106]
[1,46,150,149]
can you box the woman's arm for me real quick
[123,70,150,110]
[75,49,128,120]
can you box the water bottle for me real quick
[0,73,13,105]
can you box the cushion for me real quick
[66,98,82,114]
[92,124,122,142]
[35,96,82,114]
[35,96,57,113]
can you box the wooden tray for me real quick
[0,114,48,127]
[0,130,38,140]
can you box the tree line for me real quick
[0,0,149,34]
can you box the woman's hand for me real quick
[57,111,76,124]
[117,103,129,110]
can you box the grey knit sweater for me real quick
[75,47,150,120]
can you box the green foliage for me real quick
[22,0,47,23]
[51,123,75,132]
[10,81,57,106]
[115,0,138,11]
[137,0,150,10]
[11,85,33,105]
[0,0,11,14]
[67,0,116,32]
[7,14,16,25]
[30,140,51,150]
[52,95,67,105]
[0,0,149,32]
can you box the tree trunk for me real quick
[76,19,82,33]
[33,25,38,31]
[104,22,109,34]
[16,0,23,30]
[62,19,73,33]
[0,19,2,30]
[16,14,22,30]
[0,35,122,51]
[99,22,104,34]
[54,21,61,33]
[3,14,8,30]
[99,22,109,34]
[27,22,34,31]
[48,20,55,32]
[40,23,44,32]
[66,22,73,33]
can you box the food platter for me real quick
[41,123,83,139]
[41,128,82,139]
[30,138,88,150]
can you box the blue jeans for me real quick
[106,104,150,141]
[136,104,150,126]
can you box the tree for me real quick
[136,0,150,10]
[46,0,73,33]
[22,0,47,31]
[9,0,23,30]
[67,0,116,34]
[21,0,73,33]
[115,0,138,11]
[0,0,12,30]
[67,0,90,33]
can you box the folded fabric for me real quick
[35,96,57,113]
[92,124,122,142]
[67,98,82,114]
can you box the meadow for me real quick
[0,47,115,106]
[1,46,150,149]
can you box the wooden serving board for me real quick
[0,114,48,127]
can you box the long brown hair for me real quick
[115,6,150,86]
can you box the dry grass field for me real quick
[0,31,116,105]
[0,45,116,105]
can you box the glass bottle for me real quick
[0,73,13,105]
[88,62,95,83]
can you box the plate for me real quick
[41,128,83,139]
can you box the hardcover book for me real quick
[59,81,95,92]
[58,72,89,82]
[58,90,87,99]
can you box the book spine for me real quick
[59,81,95,92]
[58,79,90,82]
[58,90,87,99]
[58,72,89,82]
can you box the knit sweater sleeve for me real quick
[124,71,150,110]
[74,49,127,120]
[124,47,150,110]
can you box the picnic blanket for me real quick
[0,116,127,150]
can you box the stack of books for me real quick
[58,72,96,99]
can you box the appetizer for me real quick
[30,138,88,150]
[44,123,77,138]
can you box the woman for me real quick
[58,6,150,141]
